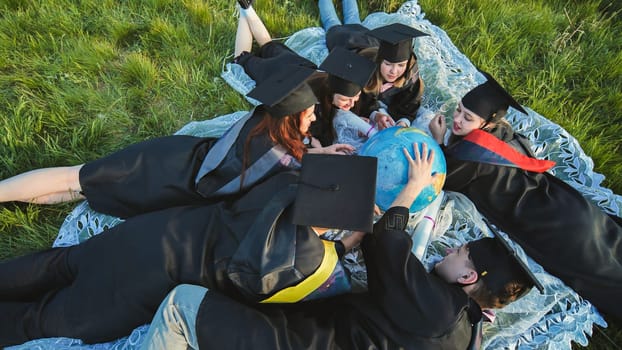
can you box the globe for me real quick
[359,127,446,212]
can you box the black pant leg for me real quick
[0,247,74,301]
[0,301,37,347]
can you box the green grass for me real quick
[0,0,620,348]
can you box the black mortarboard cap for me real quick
[292,154,377,232]
[468,219,544,294]
[246,66,319,118]
[461,70,528,122]
[319,47,376,97]
[368,23,428,63]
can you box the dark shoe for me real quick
[237,0,253,9]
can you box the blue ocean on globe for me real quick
[359,127,446,212]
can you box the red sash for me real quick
[448,129,555,173]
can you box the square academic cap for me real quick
[246,66,319,118]
[368,23,428,63]
[292,154,377,232]
[461,70,528,122]
[469,219,544,294]
[319,47,376,97]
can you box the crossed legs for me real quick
[234,2,272,57]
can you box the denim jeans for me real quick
[140,285,208,350]
[318,0,361,30]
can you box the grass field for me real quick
[0,0,620,348]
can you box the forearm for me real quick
[390,181,425,209]
[306,147,323,154]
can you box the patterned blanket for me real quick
[10,1,619,349]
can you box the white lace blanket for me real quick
[10,1,619,349]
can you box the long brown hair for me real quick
[317,83,337,144]
[306,73,364,146]
[360,47,418,95]
[317,79,363,143]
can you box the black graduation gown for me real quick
[358,77,423,122]
[237,41,317,84]
[196,206,480,350]
[0,172,340,346]
[444,125,622,319]
[79,109,295,218]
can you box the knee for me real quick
[167,284,208,307]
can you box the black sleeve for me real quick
[360,206,467,334]
[373,206,410,232]
[386,79,423,122]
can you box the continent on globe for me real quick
[359,127,446,212]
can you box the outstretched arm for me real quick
[361,143,461,332]
[0,165,84,204]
